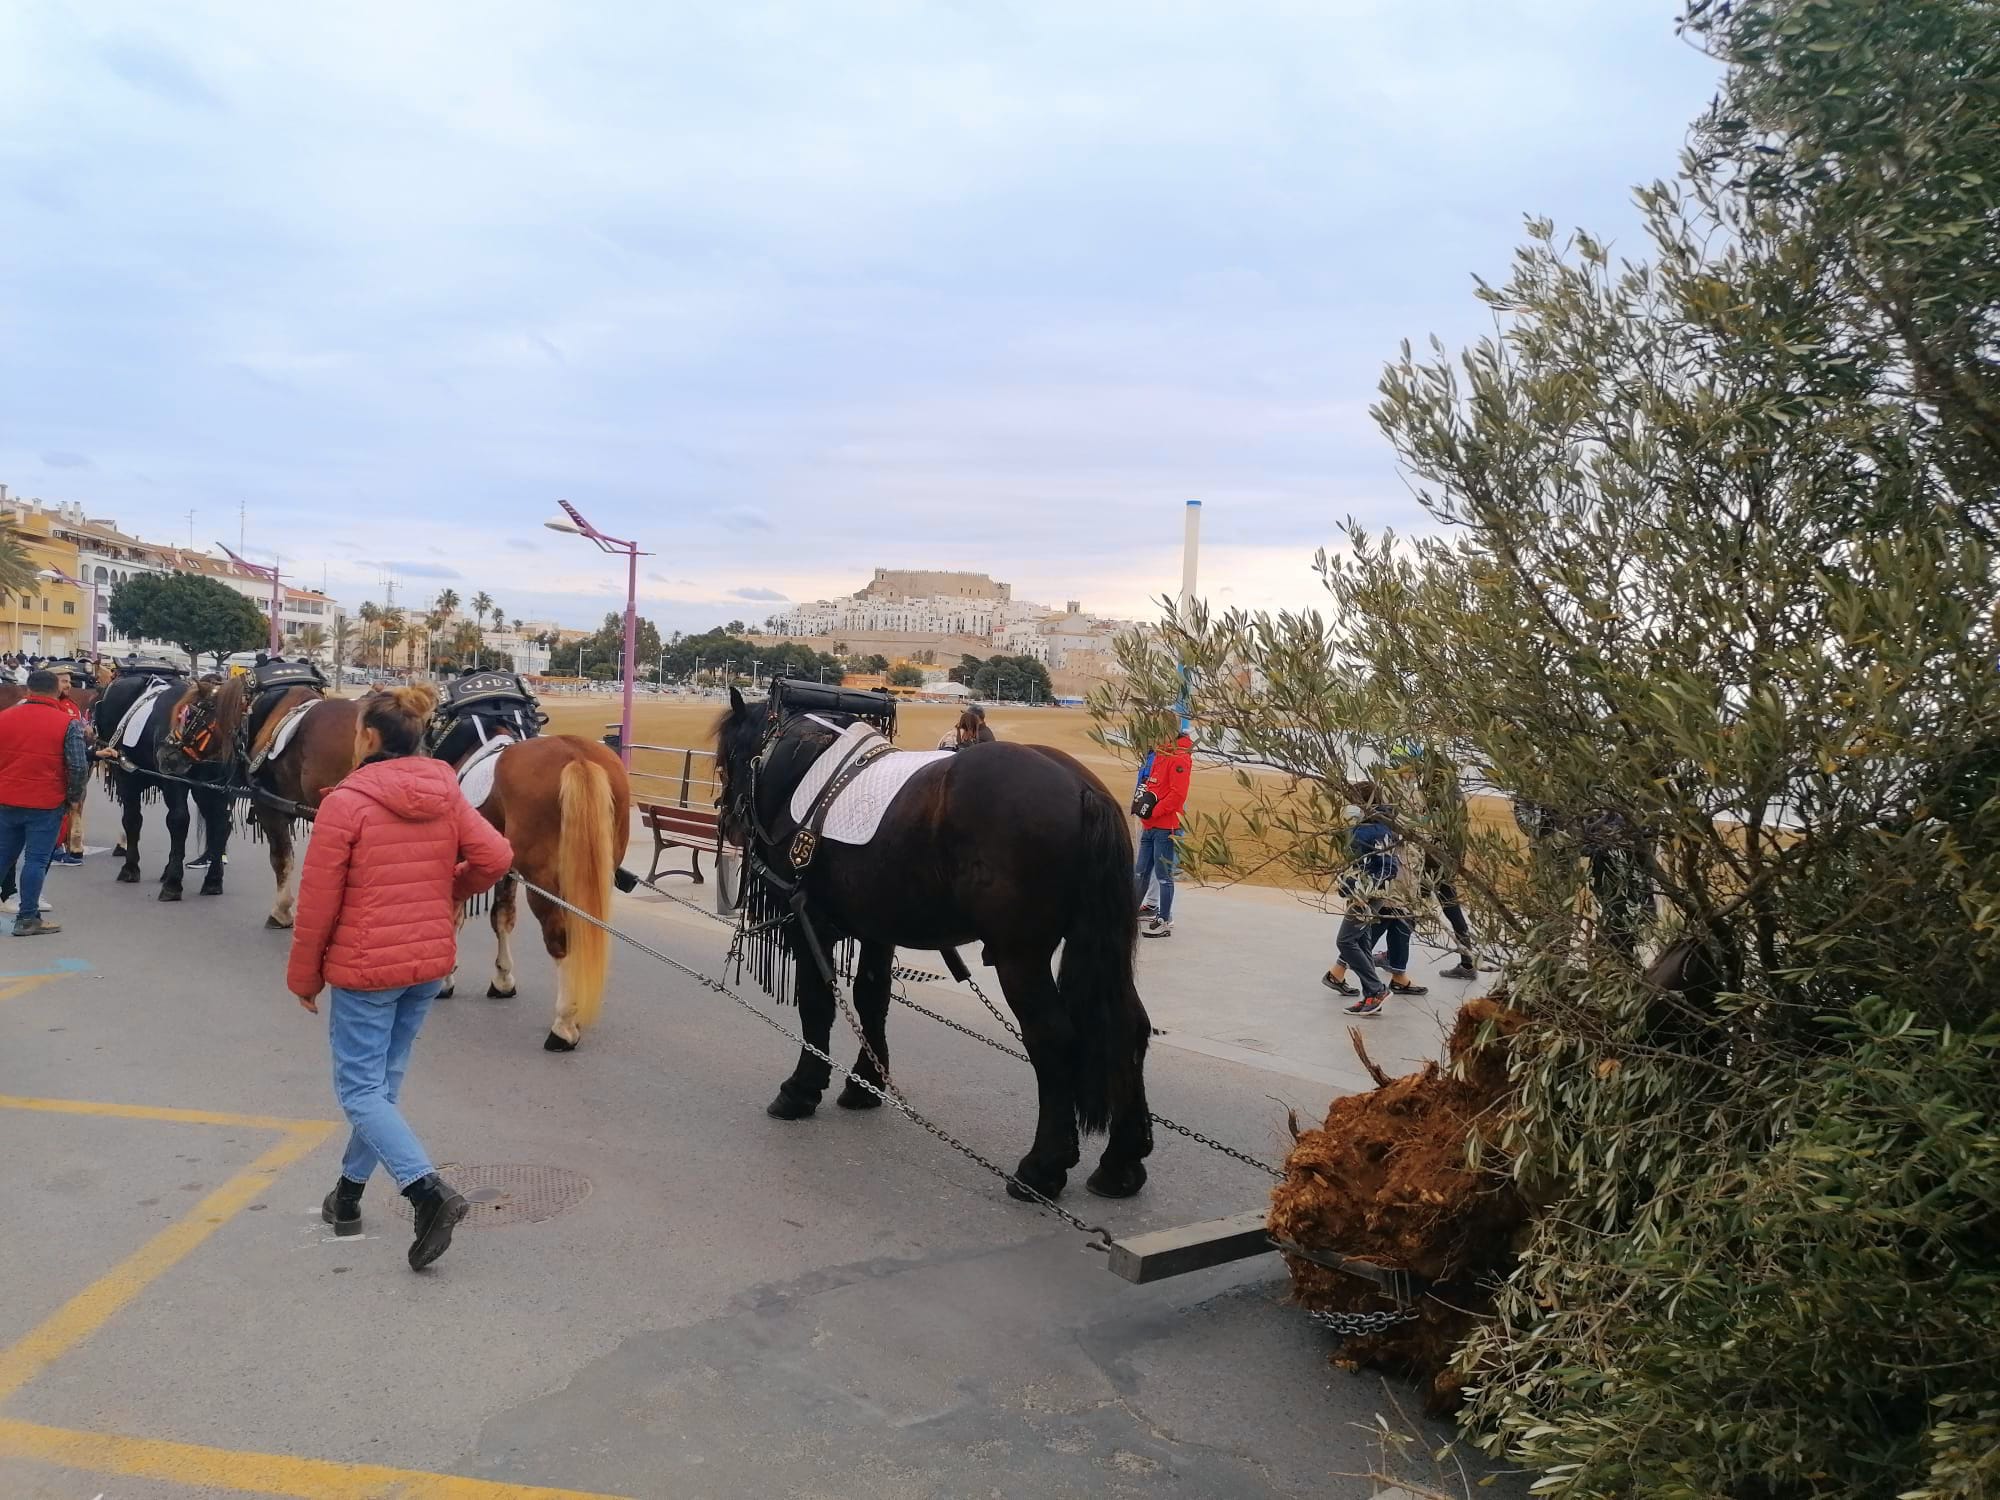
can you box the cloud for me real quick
[731,586,787,601]
[3,2,1720,635]
[96,38,225,111]
[40,451,91,469]
[380,561,462,580]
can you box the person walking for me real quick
[1132,732,1193,938]
[0,669,87,935]
[286,685,514,1270]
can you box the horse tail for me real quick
[556,755,617,1032]
[1056,778,1144,1136]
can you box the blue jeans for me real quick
[328,979,445,1188]
[0,804,65,922]
[1134,825,1178,922]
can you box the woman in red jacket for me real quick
[287,686,514,1270]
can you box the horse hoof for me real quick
[158,888,182,903]
[543,1031,577,1052]
[200,883,224,897]
[835,1080,883,1110]
[766,1090,818,1120]
[1085,1162,1149,1199]
[264,915,292,930]
[486,984,516,999]
[116,867,140,885]
[1005,1162,1070,1203]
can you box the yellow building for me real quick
[1,497,87,657]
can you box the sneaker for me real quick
[1320,970,1358,997]
[1139,903,1158,919]
[1389,979,1429,997]
[0,897,13,915]
[1438,961,1479,981]
[403,1174,470,1270]
[50,851,83,867]
[1140,917,1173,939]
[13,916,61,936]
[1344,993,1385,1017]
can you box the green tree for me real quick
[108,573,267,671]
[886,662,925,688]
[859,653,891,674]
[1093,2,2000,1493]
[971,654,1051,702]
[949,654,981,686]
[490,605,506,633]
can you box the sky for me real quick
[0,2,1720,634]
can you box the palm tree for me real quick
[452,619,484,667]
[435,587,460,619]
[357,601,380,668]
[295,623,329,663]
[511,616,524,633]
[490,604,506,633]
[0,532,40,606]
[331,614,353,678]
[379,606,405,671]
[470,590,493,621]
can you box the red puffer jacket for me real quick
[287,756,514,997]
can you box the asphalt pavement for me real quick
[0,831,1519,1499]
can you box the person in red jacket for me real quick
[287,685,514,1270]
[1132,732,1193,938]
[0,669,88,935]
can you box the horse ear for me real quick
[729,686,745,712]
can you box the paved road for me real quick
[0,835,1516,1499]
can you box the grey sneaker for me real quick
[13,915,61,936]
[1141,917,1173,939]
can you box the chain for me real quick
[510,874,1117,1247]
[1308,1306,1419,1337]
[637,872,1285,1180]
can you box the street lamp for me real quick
[545,499,648,766]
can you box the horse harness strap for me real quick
[788,732,896,871]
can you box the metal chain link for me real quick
[1308,1306,1420,1337]
[638,873,1285,1179]
[511,874,1118,1247]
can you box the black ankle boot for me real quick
[402,1173,469,1271]
[321,1176,365,1237]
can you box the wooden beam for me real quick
[1104,1209,1273,1284]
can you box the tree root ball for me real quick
[1269,997,1529,1410]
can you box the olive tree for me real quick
[1093,2,2000,1493]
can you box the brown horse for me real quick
[435,722,631,1051]
[241,679,362,928]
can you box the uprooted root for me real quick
[1269,997,1529,1409]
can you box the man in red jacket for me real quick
[1133,733,1193,938]
[0,669,88,936]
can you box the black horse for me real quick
[715,686,1153,1202]
[91,672,236,901]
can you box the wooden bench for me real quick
[639,801,725,884]
[616,740,735,885]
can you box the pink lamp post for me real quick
[545,499,647,767]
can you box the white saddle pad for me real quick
[254,699,318,769]
[788,722,951,846]
[115,678,173,749]
[457,735,513,810]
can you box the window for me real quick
[62,601,74,615]
[94,565,109,584]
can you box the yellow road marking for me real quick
[0,1420,634,1499]
[0,1094,338,1132]
[0,1121,332,1403]
[0,975,66,1005]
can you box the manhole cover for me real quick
[386,1164,591,1229]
